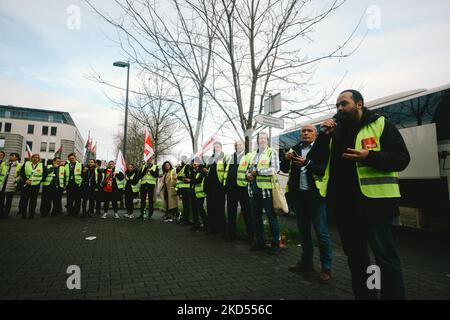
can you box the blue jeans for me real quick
[294,190,332,271]
[250,193,280,246]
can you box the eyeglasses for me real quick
[336,100,350,108]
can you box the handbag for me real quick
[271,174,289,215]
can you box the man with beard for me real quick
[308,89,410,299]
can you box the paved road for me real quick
[0,210,449,300]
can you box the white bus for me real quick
[275,84,450,234]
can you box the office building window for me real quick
[0,122,2,132]
[42,126,48,135]
[40,142,47,152]
[26,141,33,151]
[27,124,34,134]
[4,123,11,133]
[49,143,56,152]
[51,127,57,136]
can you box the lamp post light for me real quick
[113,60,130,160]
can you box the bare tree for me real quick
[206,0,363,150]
[113,75,184,165]
[85,0,221,153]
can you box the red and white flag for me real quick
[143,128,154,161]
[26,143,33,159]
[194,134,218,159]
[115,150,126,174]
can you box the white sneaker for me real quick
[114,213,120,219]
[129,214,136,219]
[101,213,108,219]
[124,214,130,218]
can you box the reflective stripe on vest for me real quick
[116,174,125,190]
[0,162,7,185]
[141,164,157,185]
[194,172,206,198]
[216,159,225,185]
[249,148,273,189]
[129,173,141,193]
[42,165,65,187]
[320,116,401,198]
[176,164,190,189]
[223,153,249,187]
[64,162,83,186]
[24,161,44,186]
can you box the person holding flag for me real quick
[19,153,46,219]
[137,129,159,220]
[100,160,124,219]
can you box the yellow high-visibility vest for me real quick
[24,161,44,186]
[249,148,273,189]
[320,116,401,198]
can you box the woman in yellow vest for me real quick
[203,142,226,235]
[190,158,208,231]
[246,132,281,255]
[19,153,46,219]
[309,89,410,299]
[159,161,178,222]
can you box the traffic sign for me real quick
[254,114,284,129]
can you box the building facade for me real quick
[0,105,85,162]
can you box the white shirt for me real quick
[299,142,313,191]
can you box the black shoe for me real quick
[250,243,268,251]
[288,263,315,274]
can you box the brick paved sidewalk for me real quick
[0,210,448,300]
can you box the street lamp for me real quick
[113,60,130,160]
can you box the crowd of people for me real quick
[0,89,411,299]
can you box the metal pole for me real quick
[268,93,272,147]
[123,62,130,160]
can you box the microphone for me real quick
[320,114,339,134]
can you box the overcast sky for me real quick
[1,0,449,161]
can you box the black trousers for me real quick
[179,188,191,223]
[125,190,137,214]
[40,185,63,217]
[192,196,207,228]
[95,191,102,214]
[103,191,119,213]
[140,184,155,217]
[0,191,14,218]
[82,187,96,216]
[66,183,81,216]
[206,185,226,234]
[333,200,405,300]
[226,186,252,240]
[19,185,40,218]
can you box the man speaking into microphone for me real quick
[308,89,410,300]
